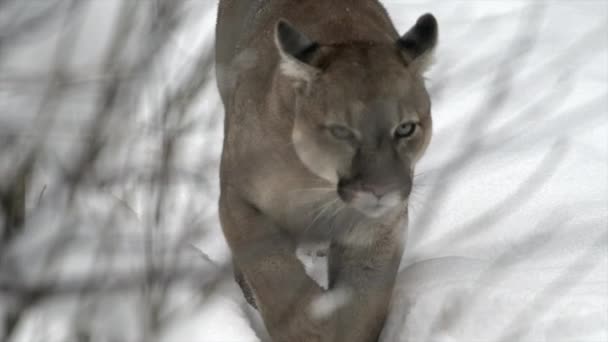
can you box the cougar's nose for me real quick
[360,183,393,199]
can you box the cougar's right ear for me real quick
[275,19,321,82]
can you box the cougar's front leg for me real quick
[328,228,404,342]
[220,191,336,342]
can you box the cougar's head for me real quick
[275,14,438,218]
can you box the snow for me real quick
[380,2,608,341]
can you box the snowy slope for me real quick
[378,2,607,341]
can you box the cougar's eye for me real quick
[329,125,355,140]
[394,122,417,139]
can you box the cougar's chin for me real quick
[344,191,404,218]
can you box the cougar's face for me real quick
[290,46,432,218]
[275,15,437,217]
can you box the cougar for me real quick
[215,1,437,341]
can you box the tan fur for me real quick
[216,1,437,341]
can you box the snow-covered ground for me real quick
[1,1,606,342]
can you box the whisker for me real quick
[328,202,346,236]
[304,198,339,234]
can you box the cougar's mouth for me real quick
[337,180,403,218]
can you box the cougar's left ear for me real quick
[275,19,321,82]
[397,13,438,72]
